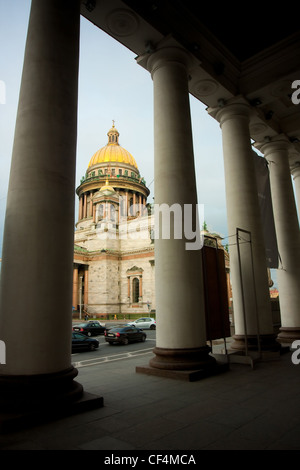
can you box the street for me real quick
[72,327,156,369]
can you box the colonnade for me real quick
[78,189,147,221]
[0,0,300,421]
[208,100,279,351]
[254,137,300,343]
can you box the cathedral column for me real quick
[142,196,146,216]
[83,267,89,309]
[123,190,128,218]
[0,0,92,422]
[83,193,87,219]
[73,265,79,310]
[139,275,143,302]
[255,136,300,344]
[133,192,136,216]
[89,191,93,217]
[79,195,83,220]
[127,276,130,301]
[208,98,278,351]
[137,43,217,375]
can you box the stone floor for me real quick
[1,346,300,451]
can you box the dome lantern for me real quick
[107,121,119,145]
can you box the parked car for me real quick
[72,320,106,336]
[105,326,147,345]
[127,317,156,330]
[72,332,99,352]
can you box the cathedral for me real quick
[72,123,155,319]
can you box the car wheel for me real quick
[150,325,156,330]
[141,335,146,342]
[123,338,129,345]
[89,343,96,351]
[87,331,92,337]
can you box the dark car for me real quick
[72,320,106,336]
[105,326,146,345]
[71,332,99,352]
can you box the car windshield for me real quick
[73,333,85,339]
[109,327,133,333]
[76,323,89,327]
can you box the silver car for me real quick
[127,317,156,330]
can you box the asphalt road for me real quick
[71,328,156,369]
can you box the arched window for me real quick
[97,204,104,220]
[132,277,139,303]
[110,204,116,221]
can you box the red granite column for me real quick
[73,265,79,310]
[84,267,89,309]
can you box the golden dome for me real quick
[87,123,138,170]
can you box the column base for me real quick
[136,346,229,382]
[277,327,300,345]
[230,334,281,352]
[0,366,103,433]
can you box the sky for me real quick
[0,0,229,259]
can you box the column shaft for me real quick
[139,275,143,300]
[291,164,300,220]
[83,193,87,218]
[84,268,89,308]
[73,265,79,310]
[127,277,130,299]
[132,192,136,215]
[0,0,81,377]
[143,45,216,373]
[257,137,300,343]
[210,101,276,351]
[89,191,93,217]
[79,195,83,220]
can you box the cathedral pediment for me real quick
[127,265,143,273]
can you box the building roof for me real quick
[87,123,138,170]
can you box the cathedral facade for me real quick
[72,124,155,319]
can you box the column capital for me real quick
[207,96,251,127]
[254,134,291,158]
[137,36,198,78]
[289,147,300,175]
[291,162,300,180]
